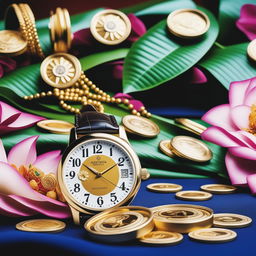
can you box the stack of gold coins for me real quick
[49,7,72,53]
[84,206,154,243]
[151,204,213,233]
[159,135,213,162]
[4,3,44,59]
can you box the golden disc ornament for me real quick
[0,30,27,56]
[167,8,210,38]
[188,228,237,243]
[139,230,183,245]
[40,53,82,88]
[174,118,207,135]
[16,219,66,233]
[90,9,131,45]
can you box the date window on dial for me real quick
[121,169,129,178]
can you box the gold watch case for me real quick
[57,126,143,224]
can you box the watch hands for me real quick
[96,162,118,178]
[83,164,100,176]
[100,175,122,189]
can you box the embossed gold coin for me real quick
[139,230,183,245]
[85,206,154,242]
[40,53,82,88]
[122,115,160,138]
[151,204,213,233]
[201,184,237,194]
[147,183,182,193]
[159,140,175,158]
[16,219,66,233]
[170,136,212,162]
[174,118,207,135]
[188,228,237,243]
[213,213,252,228]
[175,190,212,201]
[41,173,57,191]
[0,30,27,56]
[90,9,131,45]
[167,8,210,38]
[37,119,74,134]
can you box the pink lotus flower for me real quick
[0,101,45,135]
[201,77,256,193]
[236,4,256,40]
[0,135,71,218]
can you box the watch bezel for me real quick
[58,132,142,216]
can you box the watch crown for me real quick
[141,168,150,180]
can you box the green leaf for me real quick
[218,0,255,45]
[0,48,129,119]
[199,43,256,89]
[122,7,219,93]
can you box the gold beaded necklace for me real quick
[20,6,151,117]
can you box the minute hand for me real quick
[100,162,118,176]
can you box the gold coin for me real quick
[175,190,212,201]
[167,8,210,38]
[170,135,212,162]
[174,118,207,135]
[151,204,213,233]
[85,206,154,242]
[213,213,252,228]
[90,9,131,45]
[200,184,237,194]
[0,30,27,56]
[16,219,66,233]
[40,53,82,88]
[159,140,175,158]
[122,115,160,138]
[247,39,256,61]
[147,183,182,193]
[188,228,237,243]
[37,119,74,134]
[139,230,183,245]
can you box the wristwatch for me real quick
[58,105,148,225]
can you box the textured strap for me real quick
[75,105,119,135]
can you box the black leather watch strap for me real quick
[75,105,119,135]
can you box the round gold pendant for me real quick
[0,30,27,56]
[40,53,82,88]
[90,9,131,45]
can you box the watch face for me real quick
[61,138,138,211]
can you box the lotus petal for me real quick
[7,136,38,167]
[230,105,250,130]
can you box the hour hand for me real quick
[98,162,118,177]
[83,164,100,176]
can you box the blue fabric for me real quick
[0,177,255,256]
